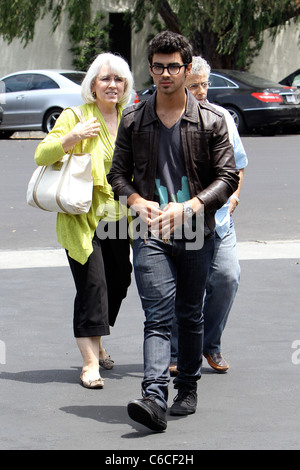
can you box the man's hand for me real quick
[128,194,203,240]
[229,196,239,214]
[128,194,162,225]
[149,202,184,239]
[149,197,203,239]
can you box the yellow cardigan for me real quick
[35,103,123,265]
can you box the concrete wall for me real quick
[249,22,300,83]
[0,0,152,90]
[0,14,73,78]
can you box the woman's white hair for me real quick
[191,56,211,77]
[81,52,134,108]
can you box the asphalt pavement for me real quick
[0,135,299,451]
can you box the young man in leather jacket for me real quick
[108,30,239,432]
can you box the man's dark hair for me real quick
[148,30,193,65]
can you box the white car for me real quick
[0,70,85,138]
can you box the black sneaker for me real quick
[127,396,167,432]
[169,389,198,416]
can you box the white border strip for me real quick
[0,249,68,269]
[0,240,300,270]
[238,240,300,260]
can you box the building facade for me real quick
[0,1,299,89]
[0,0,152,90]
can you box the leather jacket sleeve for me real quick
[193,109,239,212]
[108,113,138,200]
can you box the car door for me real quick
[208,73,239,104]
[25,74,59,126]
[0,74,32,127]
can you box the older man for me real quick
[170,56,248,375]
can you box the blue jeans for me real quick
[203,220,240,354]
[171,219,240,361]
[133,234,214,410]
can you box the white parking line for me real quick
[0,240,300,269]
[0,249,68,269]
[238,240,300,260]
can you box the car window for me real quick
[29,74,59,90]
[210,74,238,88]
[60,72,86,85]
[292,74,300,88]
[222,70,280,88]
[2,74,32,93]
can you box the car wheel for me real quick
[43,108,63,133]
[0,130,14,139]
[225,107,246,134]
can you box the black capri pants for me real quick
[67,220,132,338]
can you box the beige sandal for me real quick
[80,375,104,389]
[99,349,114,370]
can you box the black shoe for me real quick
[170,389,198,416]
[127,397,167,432]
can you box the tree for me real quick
[0,0,92,46]
[0,0,109,71]
[131,0,300,69]
[0,0,299,70]
[70,12,110,71]
[0,0,51,45]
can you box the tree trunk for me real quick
[190,29,238,69]
[156,1,181,33]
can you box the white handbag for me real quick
[27,107,93,215]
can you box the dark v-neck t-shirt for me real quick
[154,117,191,208]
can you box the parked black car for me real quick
[137,84,156,102]
[208,70,300,134]
[137,70,300,134]
[279,69,300,88]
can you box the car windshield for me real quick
[60,72,86,85]
[222,70,282,88]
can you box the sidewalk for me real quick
[1,240,300,269]
[11,131,46,139]
[0,242,299,450]
[1,134,299,450]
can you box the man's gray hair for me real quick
[191,56,211,77]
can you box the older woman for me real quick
[35,53,134,388]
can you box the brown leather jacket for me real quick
[108,91,239,232]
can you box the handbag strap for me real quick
[69,106,85,124]
[66,106,86,153]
